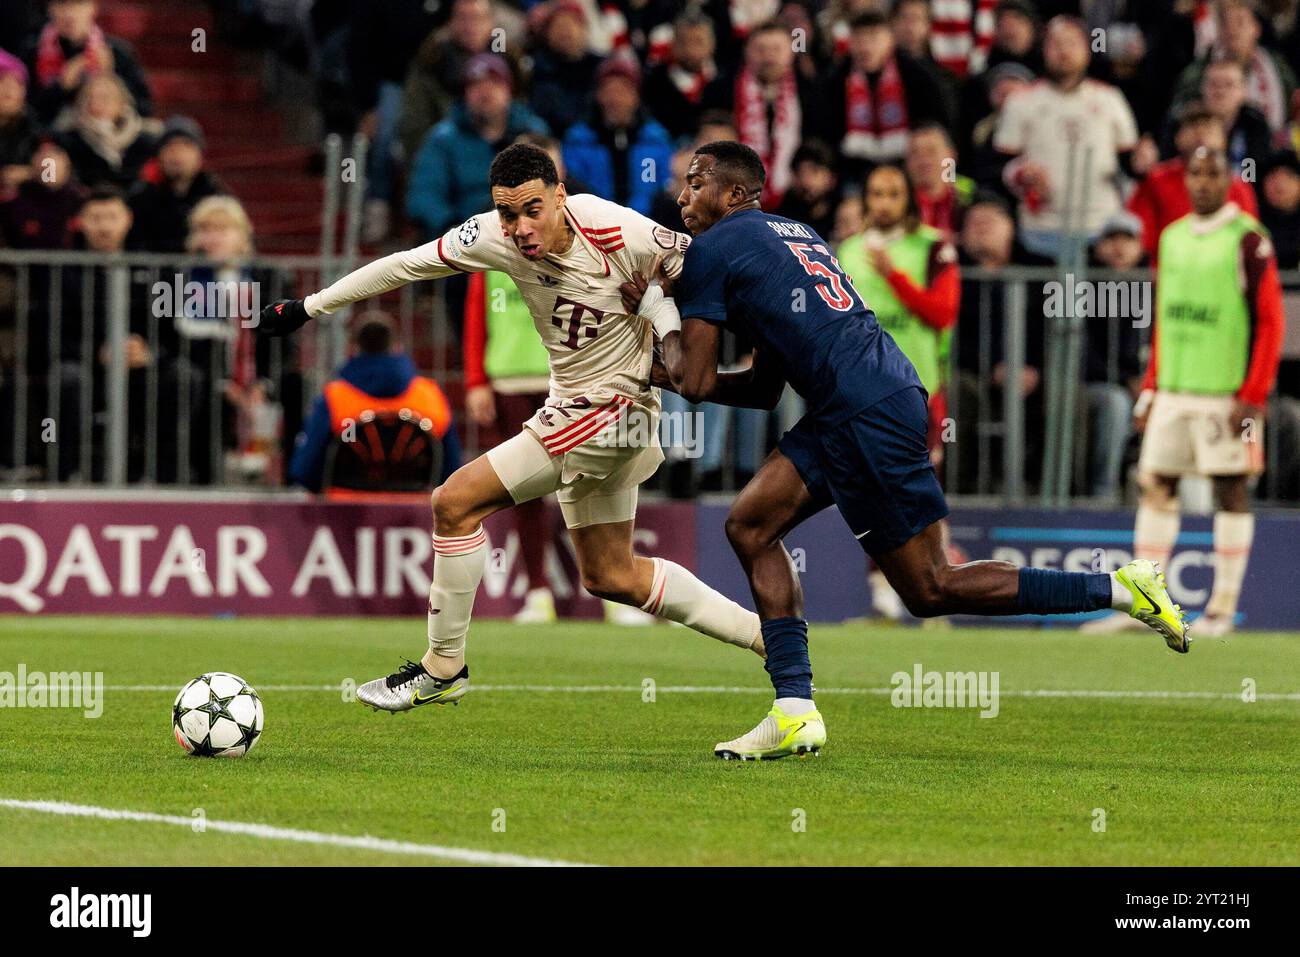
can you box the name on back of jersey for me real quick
[765,220,815,239]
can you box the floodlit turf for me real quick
[0,616,1296,866]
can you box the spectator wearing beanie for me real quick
[129,116,226,253]
[408,53,548,239]
[399,0,523,167]
[562,56,673,216]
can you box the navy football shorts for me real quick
[778,386,949,557]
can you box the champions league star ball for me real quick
[172,673,264,757]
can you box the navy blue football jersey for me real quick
[675,208,921,423]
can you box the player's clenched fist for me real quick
[257,298,311,337]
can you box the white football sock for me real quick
[1133,503,1180,568]
[1110,575,1134,612]
[1206,511,1254,620]
[640,557,760,650]
[775,697,817,716]
[428,526,489,660]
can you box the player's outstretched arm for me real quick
[256,242,461,337]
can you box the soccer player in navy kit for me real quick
[625,141,1190,760]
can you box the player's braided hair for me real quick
[489,142,559,189]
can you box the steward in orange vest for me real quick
[289,318,461,492]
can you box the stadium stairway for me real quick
[98,0,463,405]
[98,0,324,254]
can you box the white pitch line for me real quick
[96,684,1300,701]
[0,799,592,868]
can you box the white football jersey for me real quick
[305,194,691,403]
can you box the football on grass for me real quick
[172,672,264,757]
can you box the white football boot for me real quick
[714,704,827,761]
[357,660,469,713]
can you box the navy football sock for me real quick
[1016,567,1113,614]
[762,617,813,699]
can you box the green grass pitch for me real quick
[1,616,1296,866]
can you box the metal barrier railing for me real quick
[0,253,1296,507]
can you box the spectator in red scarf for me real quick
[1129,102,1258,262]
[823,11,953,188]
[643,11,731,141]
[906,123,974,243]
[24,0,151,124]
[732,19,820,208]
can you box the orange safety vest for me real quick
[323,376,453,439]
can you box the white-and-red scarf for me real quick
[734,66,800,206]
[842,57,911,164]
[35,23,112,88]
[929,0,997,78]
[668,60,717,105]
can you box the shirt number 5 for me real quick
[784,242,857,312]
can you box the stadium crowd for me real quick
[0,0,1297,500]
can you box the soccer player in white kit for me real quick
[258,143,764,710]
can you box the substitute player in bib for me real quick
[1085,146,1283,638]
[258,143,764,711]
[626,141,1190,761]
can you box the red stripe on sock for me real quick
[434,531,486,555]
[647,572,667,616]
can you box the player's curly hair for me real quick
[489,143,559,189]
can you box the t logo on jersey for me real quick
[551,296,604,349]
